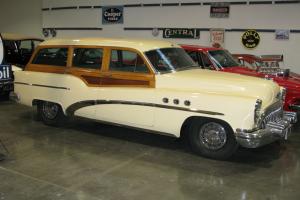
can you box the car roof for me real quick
[1,33,43,41]
[180,44,222,51]
[40,37,180,52]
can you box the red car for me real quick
[181,44,300,112]
[233,53,300,79]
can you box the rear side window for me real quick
[109,49,149,73]
[73,48,103,70]
[32,48,68,66]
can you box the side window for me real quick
[19,40,32,53]
[187,51,204,67]
[73,48,103,70]
[199,52,213,69]
[109,49,149,73]
[33,40,42,49]
[3,41,17,51]
[32,48,68,66]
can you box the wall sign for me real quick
[275,29,289,40]
[152,28,159,37]
[241,30,260,49]
[210,28,225,48]
[210,3,230,18]
[163,28,200,39]
[102,6,124,24]
[0,65,12,81]
[0,34,4,64]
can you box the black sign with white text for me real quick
[102,6,124,24]
[0,65,12,81]
[163,28,200,39]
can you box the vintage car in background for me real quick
[182,45,300,112]
[12,38,296,160]
[1,33,43,68]
[233,54,288,76]
[0,33,43,98]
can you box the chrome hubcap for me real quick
[42,102,59,119]
[199,122,227,150]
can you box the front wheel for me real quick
[188,119,238,160]
[37,101,67,126]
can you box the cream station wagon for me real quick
[12,38,297,160]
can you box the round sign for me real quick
[103,7,123,23]
[50,29,57,37]
[152,28,159,37]
[0,34,3,64]
[43,29,49,37]
[241,30,260,49]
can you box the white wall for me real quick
[0,0,43,38]
[41,0,300,72]
[0,0,299,72]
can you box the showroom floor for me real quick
[0,99,300,200]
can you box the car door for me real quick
[95,47,155,128]
[65,46,105,119]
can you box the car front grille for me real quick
[261,101,283,128]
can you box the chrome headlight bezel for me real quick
[280,87,287,101]
[254,99,263,127]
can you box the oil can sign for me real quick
[241,30,260,49]
[102,6,123,24]
[0,65,12,81]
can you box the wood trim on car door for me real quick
[65,46,107,86]
[25,45,69,74]
[100,47,155,88]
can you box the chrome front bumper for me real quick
[236,111,297,148]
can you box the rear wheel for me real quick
[188,118,238,160]
[37,101,66,126]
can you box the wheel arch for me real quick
[180,116,234,139]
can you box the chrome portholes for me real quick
[42,102,59,120]
[199,122,227,150]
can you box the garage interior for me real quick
[1,0,300,200]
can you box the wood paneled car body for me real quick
[12,38,297,159]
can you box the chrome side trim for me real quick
[66,100,224,116]
[15,82,70,90]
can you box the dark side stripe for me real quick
[66,100,224,116]
[14,82,69,90]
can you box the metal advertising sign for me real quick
[0,34,3,64]
[0,65,12,81]
[210,28,225,48]
[102,6,124,24]
[241,30,260,49]
[163,28,200,39]
[275,29,290,40]
[210,3,230,18]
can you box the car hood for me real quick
[222,66,300,92]
[273,75,300,91]
[156,69,280,107]
[221,66,265,78]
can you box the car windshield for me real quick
[208,50,240,68]
[145,48,197,73]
